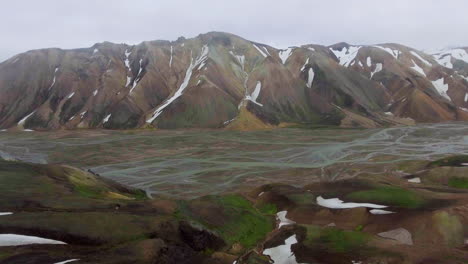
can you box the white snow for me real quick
[49,67,59,90]
[93,48,99,54]
[460,107,468,112]
[262,235,302,264]
[0,213,12,216]
[146,45,209,123]
[330,46,361,67]
[367,57,372,67]
[300,58,309,71]
[373,46,400,59]
[279,48,293,64]
[124,49,133,87]
[244,81,263,107]
[130,59,144,93]
[69,116,75,121]
[93,90,98,96]
[316,196,387,209]
[435,55,453,69]
[169,46,173,68]
[431,48,468,69]
[276,211,296,228]
[126,76,132,87]
[80,111,87,119]
[23,129,34,132]
[230,51,246,70]
[66,92,75,99]
[432,78,451,101]
[408,177,421,183]
[465,93,468,102]
[371,63,383,78]
[370,209,395,215]
[0,234,66,247]
[253,44,268,58]
[18,111,36,125]
[358,61,363,67]
[410,51,431,66]
[103,114,111,123]
[54,259,80,264]
[384,112,393,116]
[308,47,315,52]
[411,60,426,77]
[307,68,315,88]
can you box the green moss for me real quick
[448,177,468,189]
[427,155,468,168]
[346,186,425,209]
[258,203,277,215]
[216,195,274,248]
[304,226,370,253]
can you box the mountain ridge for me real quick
[1,31,467,131]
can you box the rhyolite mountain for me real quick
[1,32,468,130]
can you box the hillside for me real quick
[1,32,468,130]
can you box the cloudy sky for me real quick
[1,0,467,62]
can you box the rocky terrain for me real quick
[1,32,468,131]
[0,155,467,263]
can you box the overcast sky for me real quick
[1,0,468,62]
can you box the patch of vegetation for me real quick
[448,177,468,189]
[258,203,277,215]
[216,195,274,248]
[346,186,425,209]
[304,225,370,253]
[427,155,468,168]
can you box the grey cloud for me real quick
[1,0,468,62]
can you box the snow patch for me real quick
[373,46,400,59]
[66,92,75,99]
[371,63,383,78]
[0,234,66,247]
[103,114,111,123]
[408,177,421,183]
[277,211,295,228]
[300,58,309,71]
[431,48,468,69]
[279,48,293,64]
[432,78,451,101]
[230,51,246,70]
[307,68,315,88]
[370,209,395,215]
[330,46,361,67]
[317,196,387,209]
[93,48,99,54]
[18,111,36,126]
[308,47,315,52]
[367,57,372,67]
[169,46,173,68]
[245,81,263,107]
[410,51,431,66]
[49,67,59,90]
[411,60,426,77]
[0,212,12,216]
[93,90,98,96]
[54,259,80,264]
[465,93,468,102]
[263,235,302,264]
[146,45,209,123]
[253,44,268,58]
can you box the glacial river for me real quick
[1,123,468,198]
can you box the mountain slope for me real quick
[1,32,467,130]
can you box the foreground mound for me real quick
[0,157,466,263]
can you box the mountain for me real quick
[1,32,468,131]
